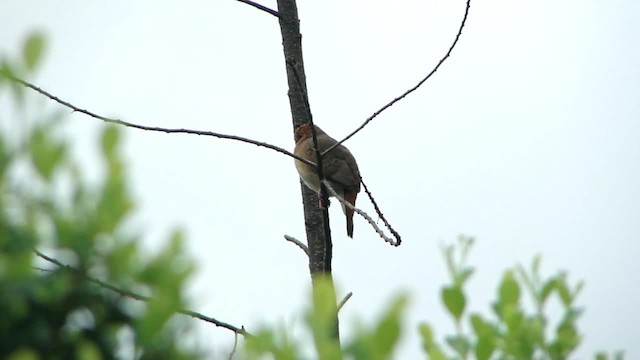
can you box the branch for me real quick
[236,0,279,17]
[1,74,315,168]
[322,180,401,247]
[337,292,353,313]
[287,58,334,272]
[323,0,472,156]
[360,178,402,246]
[284,234,309,256]
[227,332,239,360]
[33,249,251,337]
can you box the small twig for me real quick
[323,0,472,156]
[360,178,402,246]
[284,235,309,256]
[227,333,239,360]
[337,292,353,313]
[33,249,251,337]
[322,180,400,247]
[236,0,279,17]
[1,74,315,168]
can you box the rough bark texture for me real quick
[276,0,332,275]
[277,0,341,343]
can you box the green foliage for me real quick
[0,33,199,359]
[242,236,622,360]
[419,236,620,360]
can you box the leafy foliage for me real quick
[0,33,199,359]
[419,236,623,360]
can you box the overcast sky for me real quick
[1,0,639,358]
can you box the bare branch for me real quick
[322,180,400,247]
[323,0,472,156]
[227,333,239,360]
[360,178,402,246]
[236,0,279,17]
[284,234,310,256]
[1,74,315,168]
[337,292,353,313]
[33,249,251,337]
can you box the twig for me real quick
[323,0,472,156]
[360,178,402,246]
[1,74,315,168]
[337,292,353,313]
[236,0,279,17]
[322,180,400,247]
[227,333,239,360]
[33,249,251,337]
[284,235,309,256]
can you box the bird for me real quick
[294,124,361,238]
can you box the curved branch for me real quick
[323,0,472,156]
[2,74,314,168]
[236,0,279,17]
[34,249,251,337]
[321,180,401,247]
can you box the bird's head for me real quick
[294,124,326,143]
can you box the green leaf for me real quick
[101,125,120,158]
[29,125,67,181]
[0,136,11,179]
[22,32,46,71]
[445,335,470,358]
[470,314,493,337]
[498,271,520,306]
[371,295,408,358]
[307,276,341,360]
[556,275,572,308]
[458,267,475,285]
[418,323,446,360]
[475,335,495,360]
[7,348,39,360]
[441,286,465,321]
[540,277,556,305]
[77,340,102,360]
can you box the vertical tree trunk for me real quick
[276,0,341,346]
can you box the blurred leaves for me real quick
[22,32,46,71]
[421,236,618,360]
[0,33,199,359]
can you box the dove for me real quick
[294,124,361,238]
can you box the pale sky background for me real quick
[1,0,639,358]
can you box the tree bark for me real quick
[276,0,341,344]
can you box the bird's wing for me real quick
[317,138,361,192]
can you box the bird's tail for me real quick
[344,192,357,238]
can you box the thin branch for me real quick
[360,178,402,246]
[227,333,239,360]
[1,74,315,168]
[322,180,400,247]
[284,235,309,256]
[33,249,251,337]
[337,292,353,313]
[236,0,279,17]
[323,0,472,156]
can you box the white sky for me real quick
[1,0,639,358]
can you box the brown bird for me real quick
[294,124,361,238]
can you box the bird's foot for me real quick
[318,192,330,209]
